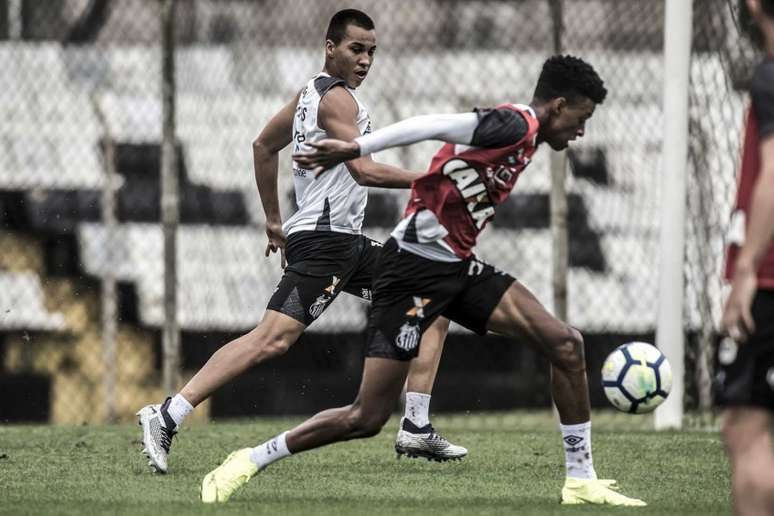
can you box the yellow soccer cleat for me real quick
[201,448,258,503]
[561,477,647,506]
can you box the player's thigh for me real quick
[365,239,459,361]
[723,406,773,441]
[486,280,579,352]
[340,235,383,302]
[256,308,306,345]
[441,258,514,336]
[423,316,450,342]
[266,269,346,326]
[715,290,774,411]
[366,291,454,362]
[722,406,774,463]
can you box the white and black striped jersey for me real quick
[284,72,372,236]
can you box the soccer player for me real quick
[717,1,774,514]
[200,55,646,507]
[136,9,466,474]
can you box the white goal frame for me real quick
[655,0,694,430]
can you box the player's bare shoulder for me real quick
[318,84,359,126]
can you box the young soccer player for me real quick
[136,9,465,475]
[200,55,645,507]
[718,1,774,514]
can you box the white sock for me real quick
[166,394,194,427]
[250,431,292,470]
[560,421,596,479]
[404,392,431,427]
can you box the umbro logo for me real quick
[324,276,340,295]
[406,297,431,319]
[563,435,583,447]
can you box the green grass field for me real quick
[0,412,729,516]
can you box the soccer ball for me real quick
[601,342,672,414]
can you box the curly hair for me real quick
[738,0,774,49]
[533,55,607,105]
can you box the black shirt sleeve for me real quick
[752,61,774,138]
[470,108,528,148]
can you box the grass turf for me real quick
[0,412,729,515]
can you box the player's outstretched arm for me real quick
[295,106,531,178]
[297,139,360,174]
[253,92,299,268]
[294,111,482,178]
[308,87,429,188]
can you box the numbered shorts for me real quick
[714,289,774,411]
[266,231,382,327]
[366,238,515,361]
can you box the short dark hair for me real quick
[737,0,774,49]
[325,9,375,44]
[533,55,607,105]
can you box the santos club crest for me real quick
[395,322,420,351]
[394,296,431,351]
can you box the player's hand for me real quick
[721,265,757,342]
[292,139,360,177]
[264,221,287,269]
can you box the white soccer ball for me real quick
[601,342,672,414]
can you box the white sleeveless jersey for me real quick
[284,73,372,236]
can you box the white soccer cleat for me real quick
[201,448,258,503]
[136,398,177,474]
[395,417,468,462]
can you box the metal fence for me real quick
[0,0,750,423]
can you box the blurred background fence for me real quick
[0,0,756,424]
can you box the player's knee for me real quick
[721,409,759,455]
[551,327,585,373]
[721,415,743,451]
[274,330,295,353]
[345,404,389,438]
[748,470,774,496]
[247,326,294,362]
[263,333,293,359]
[733,465,772,498]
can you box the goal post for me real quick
[655,0,693,430]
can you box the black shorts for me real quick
[366,238,515,361]
[266,231,382,326]
[714,289,774,411]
